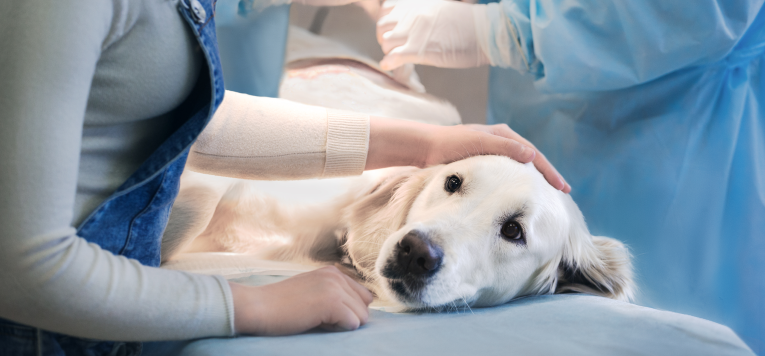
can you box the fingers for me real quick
[229,266,374,336]
[319,304,362,332]
[532,152,570,193]
[391,64,426,92]
[482,124,569,192]
[450,124,569,192]
[330,273,370,323]
[316,266,372,305]
[340,272,374,305]
[462,131,535,163]
[376,15,398,45]
[317,267,371,330]
[380,49,410,71]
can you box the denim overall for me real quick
[0,0,224,355]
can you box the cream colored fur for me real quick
[163,156,634,309]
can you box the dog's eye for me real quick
[501,220,524,243]
[444,175,462,193]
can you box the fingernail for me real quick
[520,145,535,161]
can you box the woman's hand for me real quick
[366,117,571,193]
[230,266,374,336]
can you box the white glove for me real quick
[391,63,426,93]
[376,0,491,70]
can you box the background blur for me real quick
[289,3,489,125]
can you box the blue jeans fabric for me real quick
[0,322,141,356]
[0,0,225,354]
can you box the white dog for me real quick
[162,155,634,309]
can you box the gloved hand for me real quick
[376,0,491,70]
[390,63,426,93]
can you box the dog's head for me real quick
[342,155,634,309]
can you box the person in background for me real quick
[213,0,385,98]
[214,0,291,98]
[376,0,765,352]
[0,0,567,355]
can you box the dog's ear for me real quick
[557,235,634,302]
[555,197,635,302]
[345,167,429,232]
[342,167,431,271]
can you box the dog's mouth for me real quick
[386,276,429,304]
[384,276,478,310]
[380,261,444,306]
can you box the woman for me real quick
[376,0,765,352]
[0,1,567,355]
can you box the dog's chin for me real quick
[379,276,475,310]
[385,278,428,306]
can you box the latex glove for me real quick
[377,0,490,70]
[391,63,426,93]
[231,266,373,335]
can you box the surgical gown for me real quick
[480,0,765,352]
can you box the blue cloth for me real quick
[0,1,226,354]
[215,0,290,97]
[143,275,754,356]
[481,0,765,352]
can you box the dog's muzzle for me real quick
[381,230,443,301]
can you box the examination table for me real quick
[142,253,754,356]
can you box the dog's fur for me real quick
[163,155,634,309]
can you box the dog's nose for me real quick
[396,230,443,277]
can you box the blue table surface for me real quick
[144,276,754,356]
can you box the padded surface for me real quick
[146,262,754,356]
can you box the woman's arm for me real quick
[0,0,234,341]
[189,91,568,191]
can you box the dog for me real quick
[162,155,634,310]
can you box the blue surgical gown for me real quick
[480,0,765,352]
[215,0,290,97]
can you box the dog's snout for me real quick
[396,231,443,277]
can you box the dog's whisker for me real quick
[470,141,480,159]
[460,142,472,159]
[451,149,466,160]
[352,240,383,246]
[460,295,474,315]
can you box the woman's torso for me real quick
[74,0,203,226]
